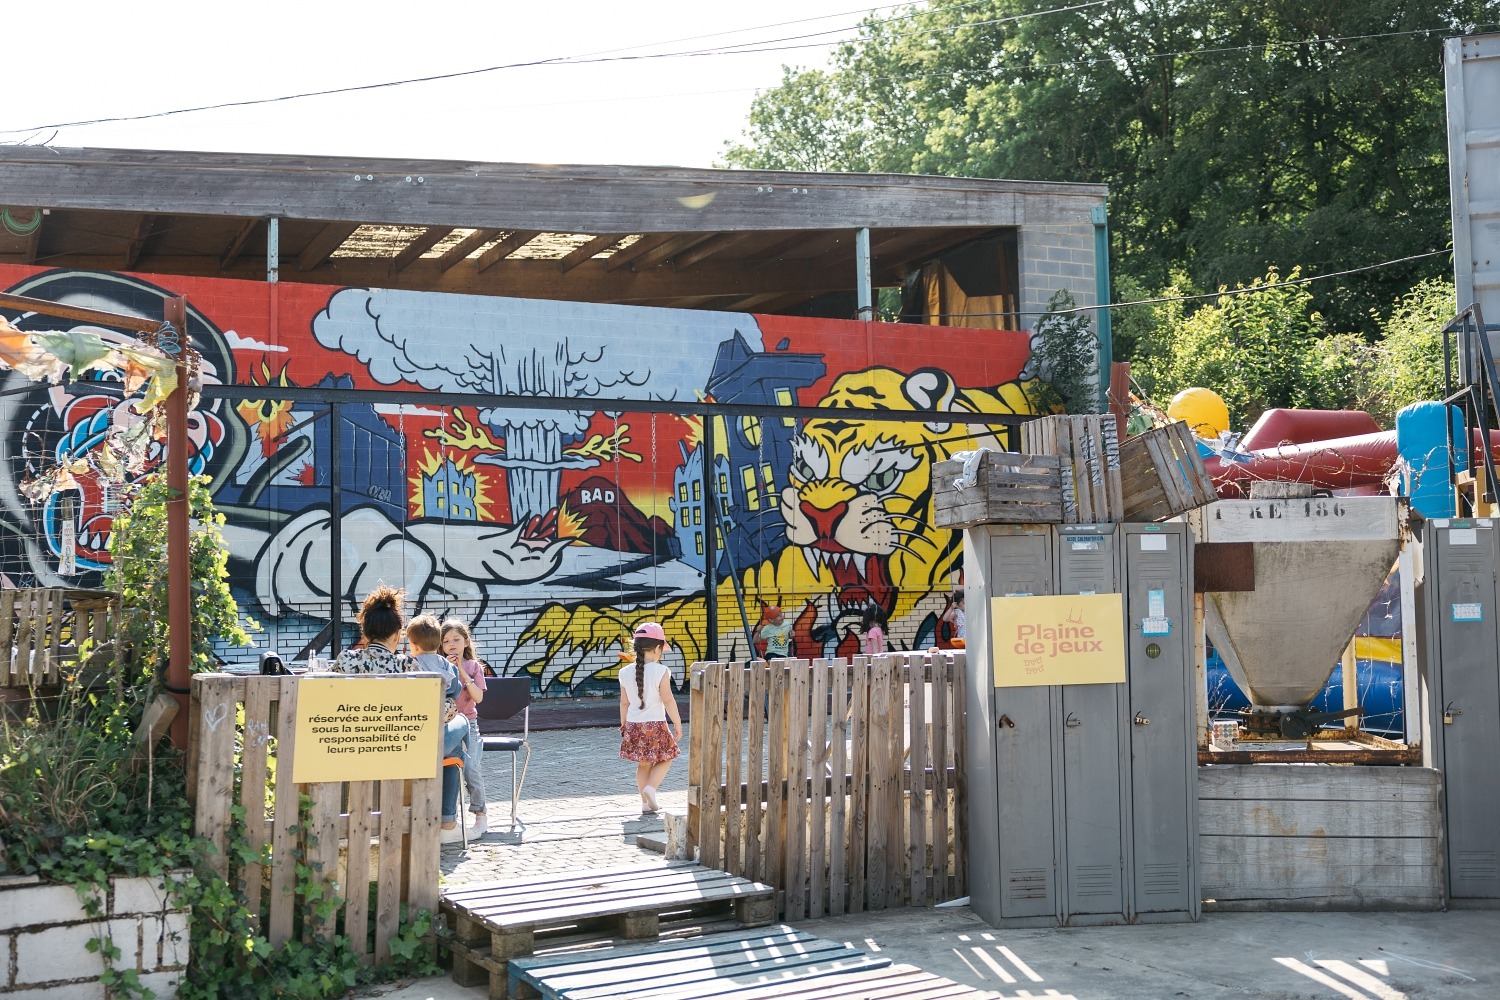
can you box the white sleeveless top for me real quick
[619,660,670,722]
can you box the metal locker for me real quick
[1121,523,1200,921]
[1055,525,1128,921]
[963,524,1058,926]
[1422,519,1500,900]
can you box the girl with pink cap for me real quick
[618,621,684,813]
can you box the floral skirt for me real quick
[620,721,680,763]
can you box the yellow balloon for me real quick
[1167,387,1230,439]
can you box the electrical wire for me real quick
[0,0,1119,136]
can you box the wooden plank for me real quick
[949,652,968,901]
[1103,417,1125,518]
[192,674,240,881]
[13,590,35,684]
[1142,428,1188,512]
[783,661,812,919]
[344,780,375,956]
[237,678,275,931]
[267,674,301,946]
[442,861,707,902]
[451,866,762,915]
[373,778,405,964]
[907,661,929,907]
[296,222,358,271]
[435,227,502,272]
[219,217,261,269]
[847,657,869,913]
[930,657,950,904]
[407,772,442,919]
[466,878,772,927]
[702,964,1004,1000]
[864,657,891,910]
[603,233,675,272]
[722,664,746,877]
[559,233,628,273]
[388,225,451,275]
[0,589,14,685]
[700,665,725,871]
[827,659,849,917]
[807,659,829,919]
[1198,797,1441,837]
[765,662,788,911]
[687,663,706,862]
[474,228,541,273]
[1196,764,1442,801]
[885,657,907,907]
[743,663,767,884]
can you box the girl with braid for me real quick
[618,622,683,814]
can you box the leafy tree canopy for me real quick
[723,0,1497,336]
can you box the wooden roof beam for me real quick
[436,228,501,273]
[297,222,359,272]
[389,226,452,275]
[476,230,540,273]
[603,233,674,272]
[22,211,45,264]
[558,234,627,274]
[631,233,716,271]
[122,214,156,269]
[672,232,750,270]
[220,218,260,271]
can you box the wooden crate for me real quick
[932,451,1063,527]
[1019,414,1124,523]
[1118,420,1218,522]
[0,587,120,688]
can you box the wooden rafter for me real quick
[603,233,675,272]
[297,222,359,272]
[476,230,540,273]
[122,214,156,269]
[220,218,261,271]
[558,234,627,274]
[632,233,716,271]
[389,226,451,275]
[436,228,501,273]
[673,232,750,270]
[22,212,44,264]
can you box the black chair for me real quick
[474,677,532,828]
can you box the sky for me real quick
[2,0,884,168]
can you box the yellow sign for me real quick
[291,676,442,784]
[991,593,1126,687]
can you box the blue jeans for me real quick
[441,714,469,823]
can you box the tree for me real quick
[1026,290,1101,413]
[723,0,1494,337]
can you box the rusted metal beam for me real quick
[0,291,158,332]
[296,222,359,271]
[436,228,500,273]
[558,233,627,274]
[388,226,451,275]
[475,230,540,273]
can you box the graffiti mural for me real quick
[0,265,1040,695]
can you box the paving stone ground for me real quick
[438,722,690,886]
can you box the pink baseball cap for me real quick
[632,621,667,643]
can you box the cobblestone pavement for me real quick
[438,723,690,887]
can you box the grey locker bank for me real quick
[964,522,1200,927]
[1419,517,1500,903]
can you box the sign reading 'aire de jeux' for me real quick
[991,593,1126,688]
[292,676,442,784]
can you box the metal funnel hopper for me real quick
[1193,497,1404,712]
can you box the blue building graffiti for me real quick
[669,440,733,573]
[422,458,479,521]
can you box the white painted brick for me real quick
[1,980,107,1000]
[155,911,190,970]
[110,874,174,916]
[0,883,102,931]
[15,919,136,984]
[136,970,183,997]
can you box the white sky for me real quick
[3,1,877,168]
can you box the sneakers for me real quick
[468,813,488,838]
[642,785,659,813]
[439,824,465,845]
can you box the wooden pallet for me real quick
[507,923,1004,1000]
[1118,420,1217,522]
[933,452,1064,526]
[440,862,776,999]
[1020,414,1123,523]
[0,587,120,688]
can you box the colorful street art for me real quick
[0,266,1039,696]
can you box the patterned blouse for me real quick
[334,644,411,675]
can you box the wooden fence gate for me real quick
[188,673,441,963]
[687,651,967,920]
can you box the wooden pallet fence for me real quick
[687,652,967,920]
[0,587,120,688]
[1020,414,1124,523]
[188,673,441,964]
[932,452,1064,527]
[1118,419,1219,521]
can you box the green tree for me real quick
[1026,290,1101,413]
[723,0,1495,336]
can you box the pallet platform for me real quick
[507,923,1004,1000]
[440,862,776,998]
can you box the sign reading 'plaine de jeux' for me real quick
[991,593,1126,687]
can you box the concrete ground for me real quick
[362,718,1500,1000]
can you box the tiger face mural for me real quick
[727,366,1037,658]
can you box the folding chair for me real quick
[474,677,532,828]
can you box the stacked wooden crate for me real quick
[932,452,1064,527]
[1020,414,1124,523]
[1116,419,1218,522]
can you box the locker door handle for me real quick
[1133,712,1151,726]
[1065,713,1082,728]
[998,714,1016,729]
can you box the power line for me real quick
[0,0,1116,136]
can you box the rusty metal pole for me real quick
[164,297,193,749]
